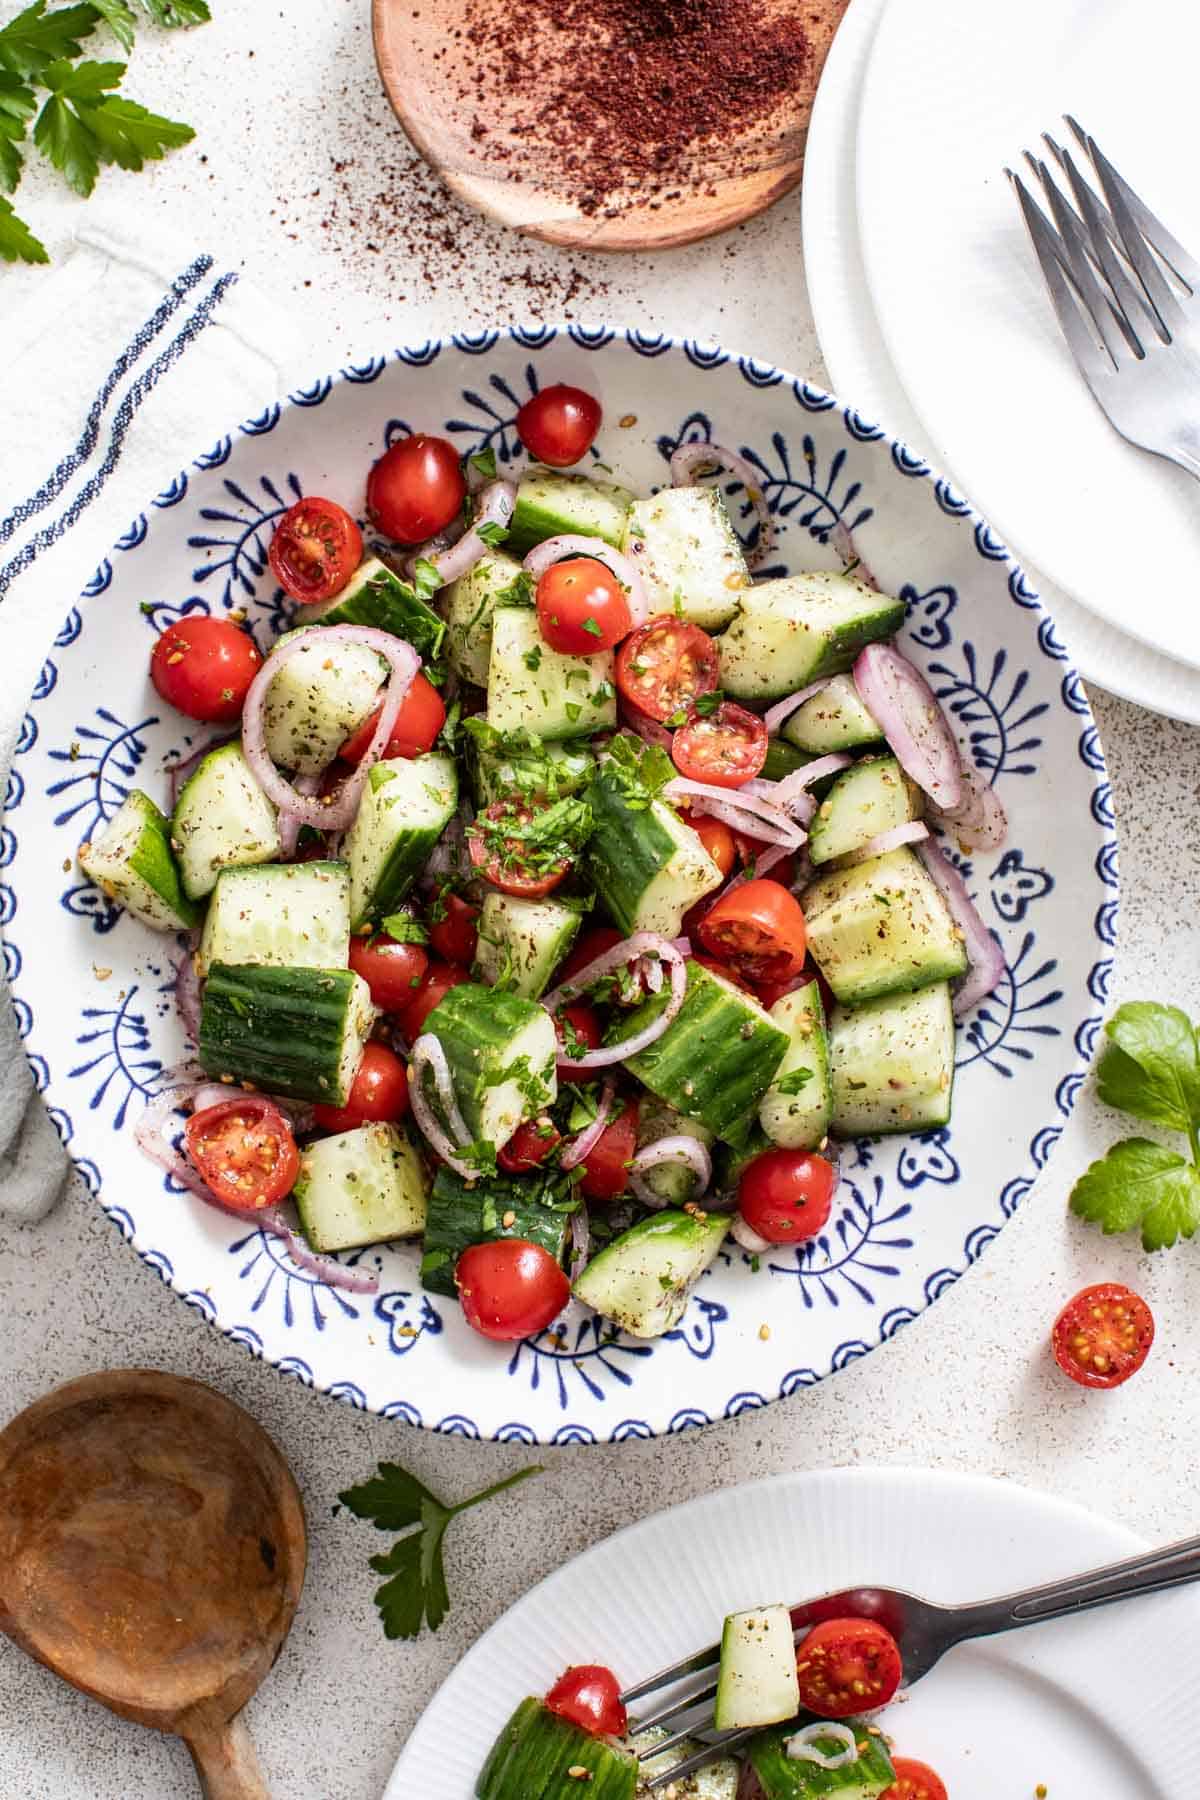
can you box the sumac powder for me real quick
[454,0,816,219]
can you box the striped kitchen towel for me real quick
[0,221,306,1219]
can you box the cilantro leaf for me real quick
[1096,1002,1200,1137]
[343,1461,543,1639]
[0,3,98,80]
[91,0,137,51]
[379,911,429,945]
[1070,1137,1200,1253]
[0,191,46,261]
[135,0,210,23]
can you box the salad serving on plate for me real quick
[75,377,1014,1352]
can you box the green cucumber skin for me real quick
[421,981,556,1144]
[420,1166,571,1295]
[506,470,633,559]
[712,1125,774,1198]
[782,672,884,756]
[299,558,445,662]
[198,963,370,1105]
[473,891,581,1000]
[807,756,921,867]
[620,961,788,1143]
[82,789,200,930]
[802,848,968,1005]
[586,765,681,933]
[572,1208,729,1338]
[476,1698,637,1800]
[762,737,810,781]
[747,1720,896,1798]
[347,753,458,929]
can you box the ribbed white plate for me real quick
[802,0,1200,723]
[389,1467,1196,1797]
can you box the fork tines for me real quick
[1005,116,1197,382]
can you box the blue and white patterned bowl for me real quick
[1,330,1117,1444]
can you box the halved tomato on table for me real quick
[615,616,719,723]
[1051,1283,1154,1389]
[268,496,362,603]
[339,670,447,763]
[184,1097,299,1211]
[672,700,767,787]
[794,1617,903,1718]
[468,799,572,899]
[698,878,807,986]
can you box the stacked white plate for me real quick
[803,0,1200,723]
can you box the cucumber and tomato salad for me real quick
[83,378,1013,1352]
[478,1609,950,1800]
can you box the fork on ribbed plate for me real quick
[1006,117,1200,480]
[625,1530,1200,1789]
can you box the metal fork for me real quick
[1006,116,1200,479]
[626,1529,1200,1789]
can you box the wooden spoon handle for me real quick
[184,1714,271,1800]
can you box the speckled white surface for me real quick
[3,5,1200,1797]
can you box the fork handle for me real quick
[946,1530,1200,1644]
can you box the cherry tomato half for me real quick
[555,1002,604,1058]
[349,932,429,1013]
[739,1148,836,1244]
[882,1759,949,1800]
[698,878,808,986]
[150,616,262,724]
[184,1098,300,1211]
[615,616,720,723]
[536,557,632,655]
[545,1665,627,1739]
[339,672,447,763]
[579,1098,639,1202]
[313,1042,410,1132]
[268,496,362,604]
[398,960,470,1038]
[1051,1283,1155,1389]
[497,1115,563,1174]
[672,700,768,788]
[366,433,466,544]
[456,1239,570,1341]
[684,810,736,878]
[468,799,571,899]
[516,383,602,467]
[427,893,480,967]
[794,1618,903,1718]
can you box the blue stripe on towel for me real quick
[0,255,215,546]
[0,269,238,599]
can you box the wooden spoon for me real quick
[372,0,850,252]
[0,1370,306,1800]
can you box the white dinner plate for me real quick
[389,1466,1196,1797]
[802,0,1200,724]
[854,0,1200,681]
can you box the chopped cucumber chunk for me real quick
[624,485,750,630]
[486,606,616,740]
[572,1208,728,1339]
[635,1730,739,1798]
[443,548,532,686]
[295,555,445,662]
[802,848,968,1005]
[473,891,581,999]
[587,760,723,938]
[635,1097,715,1207]
[422,980,558,1149]
[262,626,386,773]
[79,789,199,931]
[420,1165,572,1296]
[198,963,375,1106]
[714,1604,801,1731]
[507,468,634,559]
[782,671,883,755]
[808,756,923,867]
[746,1719,896,1798]
[830,982,956,1136]
[197,860,350,978]
[718,573,905,703]
[469,735,595,809]
[759,981,832,1150]
[345,751,458,928]
[295,1122,428,1252]
[172,741,280,902]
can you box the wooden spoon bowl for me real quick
[372,0,850,252]
[0,1371,306,1799]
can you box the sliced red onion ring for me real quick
[836,820,930,866]
[930,762,1009,851]
[730,1213,773,1255]
[785,1723,859,1769]
[523,534,649,628]
[629,1136,712,1209]
[560,1079,616,1171]
[854,643,963,812]
[136,1087,377,1292]
[242,625,419,832]
[829,520,879,592]
[763,679,835,737]
[278,769,322,860]
[918,840,1007,1016]
[665,778,807,848]
[543,933,688,1072]
[173,949,201,1043]
[568,1207,591,1285]
[421,479,516,587]
[618,698,674,752]
[669,439,775,569]
[166,732,233,807]
[640,954,664,995]
[409,1033,477,1179]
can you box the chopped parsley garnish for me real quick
[775,1067,815,1096]
[604,733,675,810]
[581,616,603,637]
[467,446,497,481]
[523,644,543,672]
[379,912,429,945]
[475,518,509,548]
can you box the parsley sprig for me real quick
[0,0,204,263]
[1070,1002,1200,1251]
[604,732,675,811]
[340,1460,542,1639]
